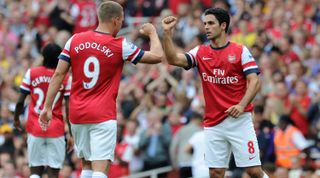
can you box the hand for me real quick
[66,136,74,153]
[161,16,177,32]
[39,107,52,131]
[13,119,23,132]
[225,104,245,118]
[139,23,156,36]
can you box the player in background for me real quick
[39,1,163,178]
[162,8,269,178]
[71,0,97,34]
[14,43,73,178]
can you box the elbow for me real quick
[149,54,163,64]
[165,55,179,66]
[167,58,176,65]
[154,55,163,63]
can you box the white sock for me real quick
[263,172,270,178]
[92,171,108,178]
[80,170,93,178]
[30,175,41,178]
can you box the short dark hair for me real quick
[98,1,123,22]
[204,8,230,33]
[42,43,62,69]
[279,115,294,125]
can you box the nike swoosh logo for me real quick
[202,57,212,60]
[249,156,256,160]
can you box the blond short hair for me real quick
[97,1,123,22]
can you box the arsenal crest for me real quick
[228,54,236,63]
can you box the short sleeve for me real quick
[241,46,260,76]
[58,36,75,63]
[184,46,199,70]
[20,69,31,94]
[122,38,145,65]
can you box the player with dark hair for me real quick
[14,43,72,178]
[39,1,163,178]
[162,8,269,178]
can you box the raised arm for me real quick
[162,16,189,68]
[138,23,164,64]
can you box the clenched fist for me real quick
[162,16,177,31]
[139,23,156,36]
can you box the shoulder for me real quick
[72,31,90,39]
[228,41,244,50]
[198,44,210,50]
[114,36,125,43]
[29,66,44,73]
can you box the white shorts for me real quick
[27,134,66,169]
[204,112,261,168]
[71,120,117,161]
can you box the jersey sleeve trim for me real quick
[184,53,193,70]
[244,68,260,76]
[241,46,260,75]
[131,50,144,65]
[184,52,197,70]
[59,36,74,63]
[64,91,70,96]
[58,54,70,63]
[20,69,31,92]
[20,88,30,94]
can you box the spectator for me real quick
[47,0,74,33]
[123,119,144,173]
[70,0,97,34]
[185,130,209,178]
[257,120,275,164]
[138,108,172,176]
[170,111,202,178]
[284,81,311,137]
[274,115,310,169]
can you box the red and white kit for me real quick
[20,66,70,137]
[59,30,145,161]
[185,42,261,167]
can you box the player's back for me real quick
[67,31,125,124]
[21,66,68,137]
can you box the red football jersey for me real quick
[185,42,260,127]
[70,1,97,34]
[59,31,145,124]
[20,66,70,137]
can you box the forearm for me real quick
[14,102,24,121]
[14,94,27,121]
[163,31,178,64]
[44,72,65,109]
[149,32,164,59]
[64,97,72,137]
[239,77,261,107]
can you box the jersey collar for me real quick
[210,41,230,50]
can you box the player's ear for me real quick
[111,17,117,26]
[221,22,227,31]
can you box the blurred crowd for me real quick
[0,0,320,178]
